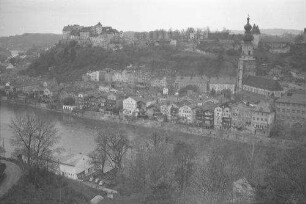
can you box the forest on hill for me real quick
[24,40,237,83]
[0,33,62,51]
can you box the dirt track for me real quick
[0,160,22,198]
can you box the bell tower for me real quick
[237,16,256,91]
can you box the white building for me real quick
[58,153,94,180]
[86,71,100,81]
[63,105,77,112]
[123,97,138,116]
[178,105,193,123]
[163,87,169,95]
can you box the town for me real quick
[1,17,306,137]
[1,4,306,203]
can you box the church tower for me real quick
[237,16,256,91]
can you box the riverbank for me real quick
[0,99,297,149]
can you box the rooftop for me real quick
[243,76,283,91]
[276,90,306,105]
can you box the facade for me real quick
[214,106,223,129]
[214,105,231,129]
[209,77,236,93]
[58,153,94,180]
[178,105,193,123]
[123,97,138,116]
[237,16,256,91]
[251,101,275,135]
[275,90,306,127]
[163,87,169,95]
[231,103,253,130]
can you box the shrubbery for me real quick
[0,162,6,184]
[0,167,93,204]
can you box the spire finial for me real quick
[247,14,250,23]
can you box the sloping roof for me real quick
[255,101,273,113]
[276,90,306,105]
[243,76,283,91]
[209,77,236,84]
[59,153,89,166]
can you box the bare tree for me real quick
[9,113,59,168]
[91,128,129,174]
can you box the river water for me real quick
[0,102,216,159]
[0,102,150,157]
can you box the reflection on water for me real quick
[0,103,143,157]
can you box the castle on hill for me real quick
[62,22,123,49]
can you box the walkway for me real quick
[0,160,22,198]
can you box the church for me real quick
[236,16,284,98]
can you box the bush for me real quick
[0,162,6,184]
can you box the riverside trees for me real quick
[9,113,60,168]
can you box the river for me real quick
[0,101,219,159]
[0,102,150,157]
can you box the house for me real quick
[105,93,123,113]
[57,153,95,180]
[86,71,100,82]
[178,105,194,123]
[231,103,253,131]
[243,76,284,98]
[99,85,111,92]
[43,88,52,97]
[163,87,169,95]
[203,109,214,129]
[123,97,138,116]
[214,105,231,129]
[251,101,275,135]
[209,77,236,93]
[214,106,223,129]
[151,77,168,88]
[193,107,206,127]
[275,90,306,127]
[63,105,77,112]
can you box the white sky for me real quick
[0,0,305,36]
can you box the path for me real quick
[0,160,22,198]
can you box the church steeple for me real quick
[236,15,256,92]
[243,15,254,42]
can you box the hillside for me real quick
[0,33,62,51]
[24,40,237,83]
[0,167,101,203]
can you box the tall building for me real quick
[236,16,283,98]
[237,16,256,91]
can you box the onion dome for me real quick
[243,16,254,42]
[244,16,252,32]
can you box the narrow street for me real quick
[0,160,22,198]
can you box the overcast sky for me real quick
[0,0,305,37]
